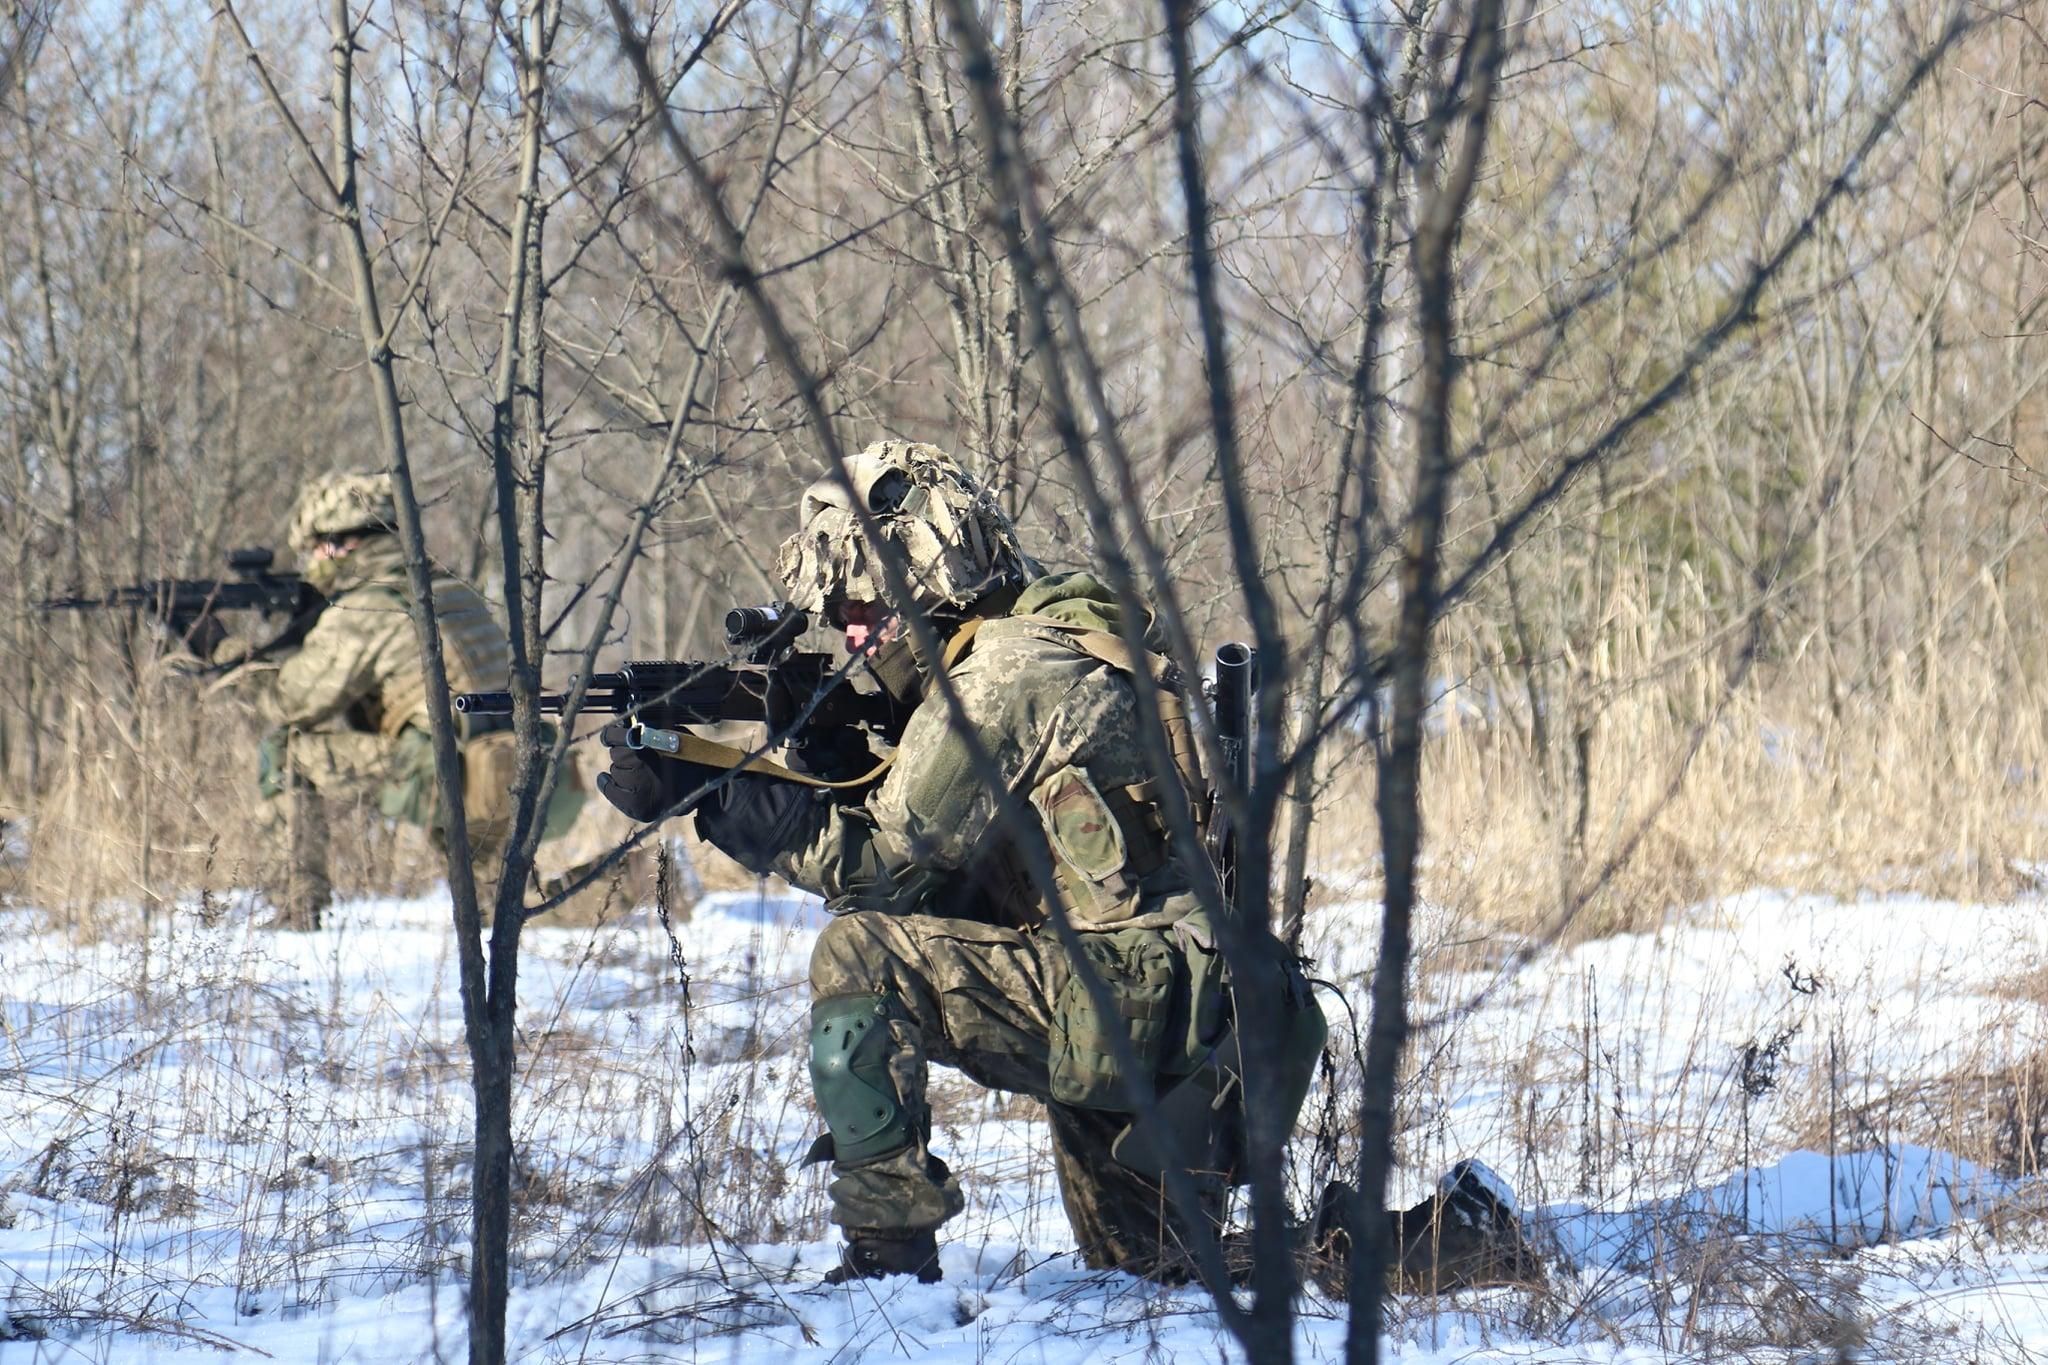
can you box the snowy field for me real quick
[6,876,2048,1361]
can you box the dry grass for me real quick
[0,660,754,930]
[1308,608,2048,946]
[13,597,2048,1357]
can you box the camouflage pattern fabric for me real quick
[239,535,576,922]
[734,573,1237,1272]
[286,470,398,553]
[809,908,1216,1277]
[252,774,333,931]
[763,573,1200,934]
[257,536,513,741]
[777,441,1038,620]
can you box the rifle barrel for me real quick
[452,681,636,717]
[1213,642,1255,760]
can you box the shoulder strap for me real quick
[1004,615,1210,823]
[942,617,983,670]
[1007,614,1162,681]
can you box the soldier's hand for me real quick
[785,727,878,783]
[595,721,715,822]
[695,772,817,873]
[179,611,233,662]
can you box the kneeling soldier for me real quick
[598,441,1334,1284]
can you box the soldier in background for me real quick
[215,471,580,928]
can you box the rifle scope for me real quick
[725,604,810,661]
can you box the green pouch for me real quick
[538,762,585,841]
[377,725,438,827]
[1048,927,1180,1111]
[257,729,289,800]
[1031,765,1133,921]
[379,723,585,839]
[1163,911,1230,1077]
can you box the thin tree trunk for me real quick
[263,0,500,1346]
[471,5,551,1360]
[1350,7,1505,1362]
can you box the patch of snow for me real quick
[4,885,2048,1360]
[1541,1144,2006,1270]
[1444,1156,1518,1215]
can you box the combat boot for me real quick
[822,1228,942,1285]
[1309,1160,1542,1293]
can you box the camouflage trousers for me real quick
[808,911,1221,1278]
[259,727,529,927]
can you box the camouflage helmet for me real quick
[777,441,1037,620]
[286,471,398,553]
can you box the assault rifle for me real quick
[454,604,909,777]
[41,547,327,664]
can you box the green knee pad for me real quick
[810,992,914,1166]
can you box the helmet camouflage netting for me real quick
[287,471,399,553]
[777,441,1037,619]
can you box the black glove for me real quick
[695,770,821,873]
[595,722,717,822]
[784,727,879,783]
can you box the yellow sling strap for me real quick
[646,729,895,790]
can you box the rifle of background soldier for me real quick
[40,547,328,669]
[454,604,912,792]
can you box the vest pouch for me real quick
[458,727,586,846]
[1031,765,1135,923]
[377,725,438,828]
[378,724,585,844]
[459,730,521,848]
[1163,911,1229,1077]
[1048,927,1180,1111]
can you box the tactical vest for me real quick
[995,613,1213,929]
[348,570,514,739]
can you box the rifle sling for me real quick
[656,730,895,790]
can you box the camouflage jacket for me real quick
[252,536,510,739]
[749,573,1201,931]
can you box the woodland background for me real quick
[4,0,2048,1362]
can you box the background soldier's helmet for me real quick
[778,441,1038,619]
[286,471,399,554]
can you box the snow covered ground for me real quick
[5,877,2048,1361]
